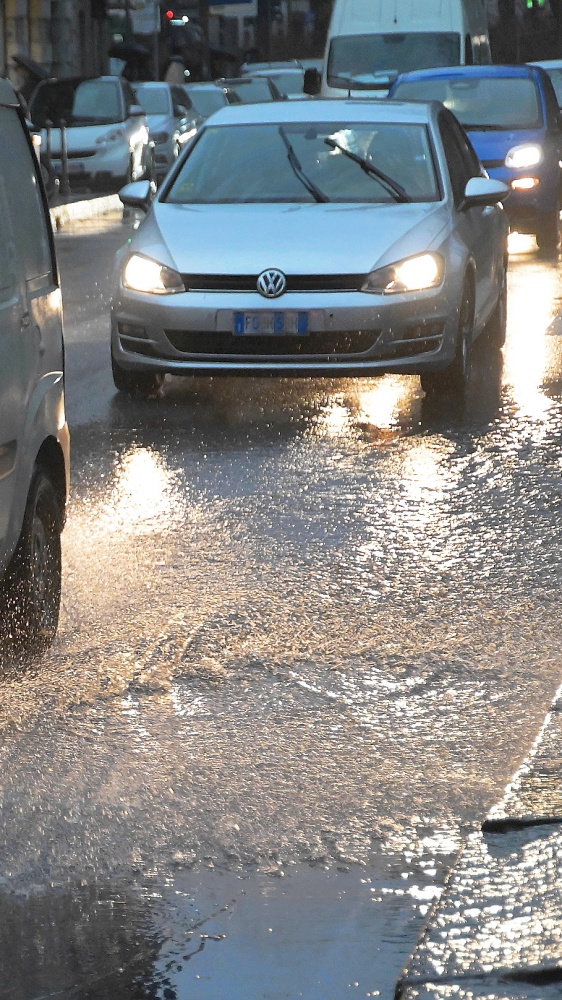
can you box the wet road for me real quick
[2,215,562,999]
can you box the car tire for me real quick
[0,470,62,656]
[486,260,507,348]
[420,278,475,398]
[111,354,165,397]
[535,207,560,251]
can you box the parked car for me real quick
[389,64,562,250]
[28,75,152,191]
[0,78,69,654]
[180,82,241,120]
[110,99,508,399]
[133,81,197,179]
[217,76,284,103]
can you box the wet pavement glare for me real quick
[2,219,562,998]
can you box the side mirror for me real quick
[174,104,190,117]
[129,104,145,117]
[303,67,321,96]
[461,176,510,209]
[119,179,154,210]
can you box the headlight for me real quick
[362,253,444,295]
[505,143,543,169]
[122,254,184,295]
[152,131,170,144]
[96,127,125,145]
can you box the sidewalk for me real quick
[49,190,122,230]
[395,685,562,999]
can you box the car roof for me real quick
[135,81,169,88]
[201,98,435,127]
[529,59,562,69]
[394,64,543,84]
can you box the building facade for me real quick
[1,1,108,86]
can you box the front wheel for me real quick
[111,355,165,397]
[420,279,475,398]
[535,207,560,251]
[0,470,62,656]
[486,261,507,348]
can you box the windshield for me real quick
[134,85,171,116]
[264,71,305,96]
[71,80,124,124]
[186,87,228,117]
[392,76,543,130]
[328,33,461,90]
[164,122,439,204]
[228,79,274,103]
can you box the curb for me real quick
[49,194,122,230]
[395,683,562,1000]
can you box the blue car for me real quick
[389,64,562,249]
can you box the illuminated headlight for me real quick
[152,131,170,144]
[122,254,184,295]
[96,127,125,145]
[505,143,543,169]
[362,253,444,295]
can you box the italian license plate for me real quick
[234,311,309,336]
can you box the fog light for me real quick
[118,322,148,339]
[511,177,539,191]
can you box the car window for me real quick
[228,79,275,103]
[72,79,124,124]
[328,33,461,89]
[393,75,543,130]
[439,110,480,204]
[135,85,171,116]
[0,106,52,290]
[544,67,562,107]
[171,85,190,112]
[184,87,227,117]
[164,121,439,205]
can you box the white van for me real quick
[0,79,69,656]
[320,0,490,97]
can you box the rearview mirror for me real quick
[119,179,154,210]
[303,67,321,96]
[462,176,510,209]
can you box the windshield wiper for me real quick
[324,137,411,203]
[278,126,330,203]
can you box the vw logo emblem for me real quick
[257,268,287,299]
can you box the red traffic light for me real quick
[165,9,175,18]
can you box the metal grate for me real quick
[181,273,366,293]
[164,329,379,357]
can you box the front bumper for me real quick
[111,283,461,378]
[51,142,130,183]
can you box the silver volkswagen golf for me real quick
[111,99,509,397]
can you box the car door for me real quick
[439,109,501,326]
[0,103,58,557]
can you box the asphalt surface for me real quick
[1,212,562,999]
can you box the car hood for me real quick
[134,201,450,275]
[466,127,545,161]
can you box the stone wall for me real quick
[1,0,109,85]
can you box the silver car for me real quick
[111,99,509,397]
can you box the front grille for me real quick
[180,273,366,293]
[164,330,379,357]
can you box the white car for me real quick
[111,99,509,399]
[0,79,69,654]
[133,81,197,180]
[29,75,151,190]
